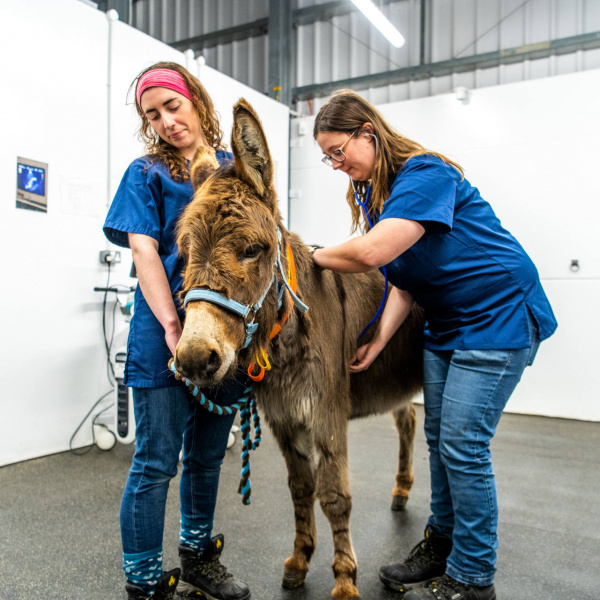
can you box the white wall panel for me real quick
[505,279,600,421]
[289,68,600,421]
[0,0,110,467]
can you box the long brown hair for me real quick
[131,61,225,182]
[313,89,463,233]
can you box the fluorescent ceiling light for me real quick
[350,0,405,48]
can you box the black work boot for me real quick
[126,568,181,599]
[177,534,250,600]
[403,574,496,600]
[379,526,452,592]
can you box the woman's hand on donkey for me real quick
[349,340,385,372]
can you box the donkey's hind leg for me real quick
[391,402,417,511]
[274,428,318,589]
[315,435,359,600]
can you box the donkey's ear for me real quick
[231,99,274,201]
[190,146,219,191]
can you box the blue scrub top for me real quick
[373,154,557,351]
[103,151,233,388]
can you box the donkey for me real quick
[173,99,425,600]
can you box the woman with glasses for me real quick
[311,89,557,600]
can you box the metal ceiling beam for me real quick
[268,0,293,105]
[170,18,268,51]
[292,31,600,102]
[419,0,427,66]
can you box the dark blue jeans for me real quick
[120,381,241,555]
[423,316,540,586]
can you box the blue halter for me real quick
[182,229,309,349]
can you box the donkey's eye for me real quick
[241,245,263,260]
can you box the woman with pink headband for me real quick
[104,62,250,600]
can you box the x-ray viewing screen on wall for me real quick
[16,157,48,212]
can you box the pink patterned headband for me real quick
[136,68,193,108]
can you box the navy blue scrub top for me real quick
[373,154,557,351]
[103,151,233,388]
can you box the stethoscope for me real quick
[349,132,390,340]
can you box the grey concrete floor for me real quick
[0,406,599,600]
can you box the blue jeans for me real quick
[120,380,242,554]
[423,318,540,586]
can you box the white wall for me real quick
[0,0,289,467]
[290,69,600,421]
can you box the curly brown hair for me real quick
[131,61,225,182]
[313,89,464,234]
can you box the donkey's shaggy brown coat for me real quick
[174,100,425,599]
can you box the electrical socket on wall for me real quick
[99,250,121,265]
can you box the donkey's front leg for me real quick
[316,435,359,600]
[274,428,318,589]
[391,402,417,511]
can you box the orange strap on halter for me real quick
[247,242,298,382]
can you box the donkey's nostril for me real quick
[206,350,222,376]
[174,349,193,380]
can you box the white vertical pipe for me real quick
[196,54,206,88]
[106,9,119,210]
[183,48,196,74]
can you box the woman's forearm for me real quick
[129,233,181,336]
[372,286,414,347]
[312,218,425,273]
[312,236,373,272]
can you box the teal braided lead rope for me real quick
[169,359,261,505]
[237,395,263,505]
[250,398,262,448]
[238,403,251,504]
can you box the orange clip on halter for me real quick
[247,242,298,382]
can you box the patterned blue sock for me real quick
[123,547,164,593]
[180,516,211,553]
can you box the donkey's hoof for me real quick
[282,570,306,589]
[332,582,360,599]
[391,495,408,511]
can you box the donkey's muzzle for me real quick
[175,346,222,384]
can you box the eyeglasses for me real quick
[321,128,361,167]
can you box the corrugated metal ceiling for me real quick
[129,0,600,114]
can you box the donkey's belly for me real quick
[254,383,316,430]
